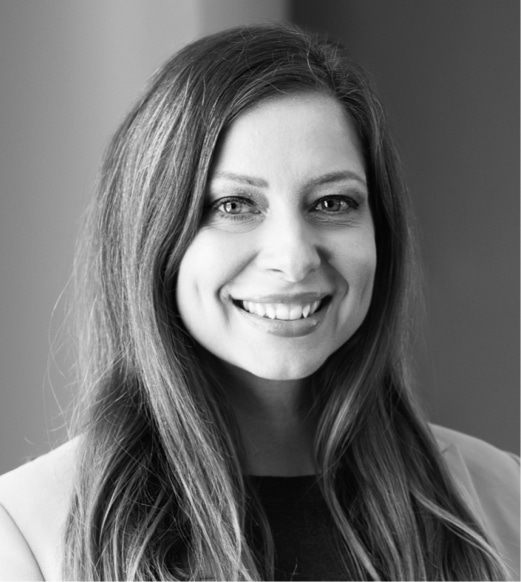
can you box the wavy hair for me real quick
[64,23,509,580]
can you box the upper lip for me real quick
[231,292,330,304]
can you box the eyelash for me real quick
[312,195,359,213]
[207,196,260,221]
[205,194,360,221]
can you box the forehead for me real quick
[211,92,365,184]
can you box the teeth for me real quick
[253,302,266,318]
[265,305,276,319]
[240,300,323,320]
[288,304,302,320]
[275,304,290,320]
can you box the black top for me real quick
[250,475,348,581]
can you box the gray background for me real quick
[0,0,518,474]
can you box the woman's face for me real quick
[176,92,376,381]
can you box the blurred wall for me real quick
[0,0,289,474]
[293,0,519,452]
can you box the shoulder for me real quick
[431,423,519,483]
[431,424,520,500]
[430,423,520,580]
[0,438,80,581]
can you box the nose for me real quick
[256,211,321,282]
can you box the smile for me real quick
[233,295,331,321]
[240,299,320,320]
[231,294,332,338]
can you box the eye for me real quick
[217,197,255,215]
[203,195,262,226]
[313,196,358,213]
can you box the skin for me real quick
[176,92,376,475]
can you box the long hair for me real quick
[64,23,509,580]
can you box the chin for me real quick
[241,357,325,382]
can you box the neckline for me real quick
[248,473,320,501]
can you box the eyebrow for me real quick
[304,170,367,189]
[211,170,367,189]
[211,171,268,188]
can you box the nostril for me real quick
[264,248,322,281]
[257,222,321,276]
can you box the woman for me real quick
[0,23,518,581]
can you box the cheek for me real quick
[335,232,377,295]
[333,236,377,345]
[175,230,249,320]
[356,245,377,301]
[176,237,214,319]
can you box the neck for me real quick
[220,364,316,477]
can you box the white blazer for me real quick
[0,424,519,580]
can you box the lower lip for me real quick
[234,302,330,338]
